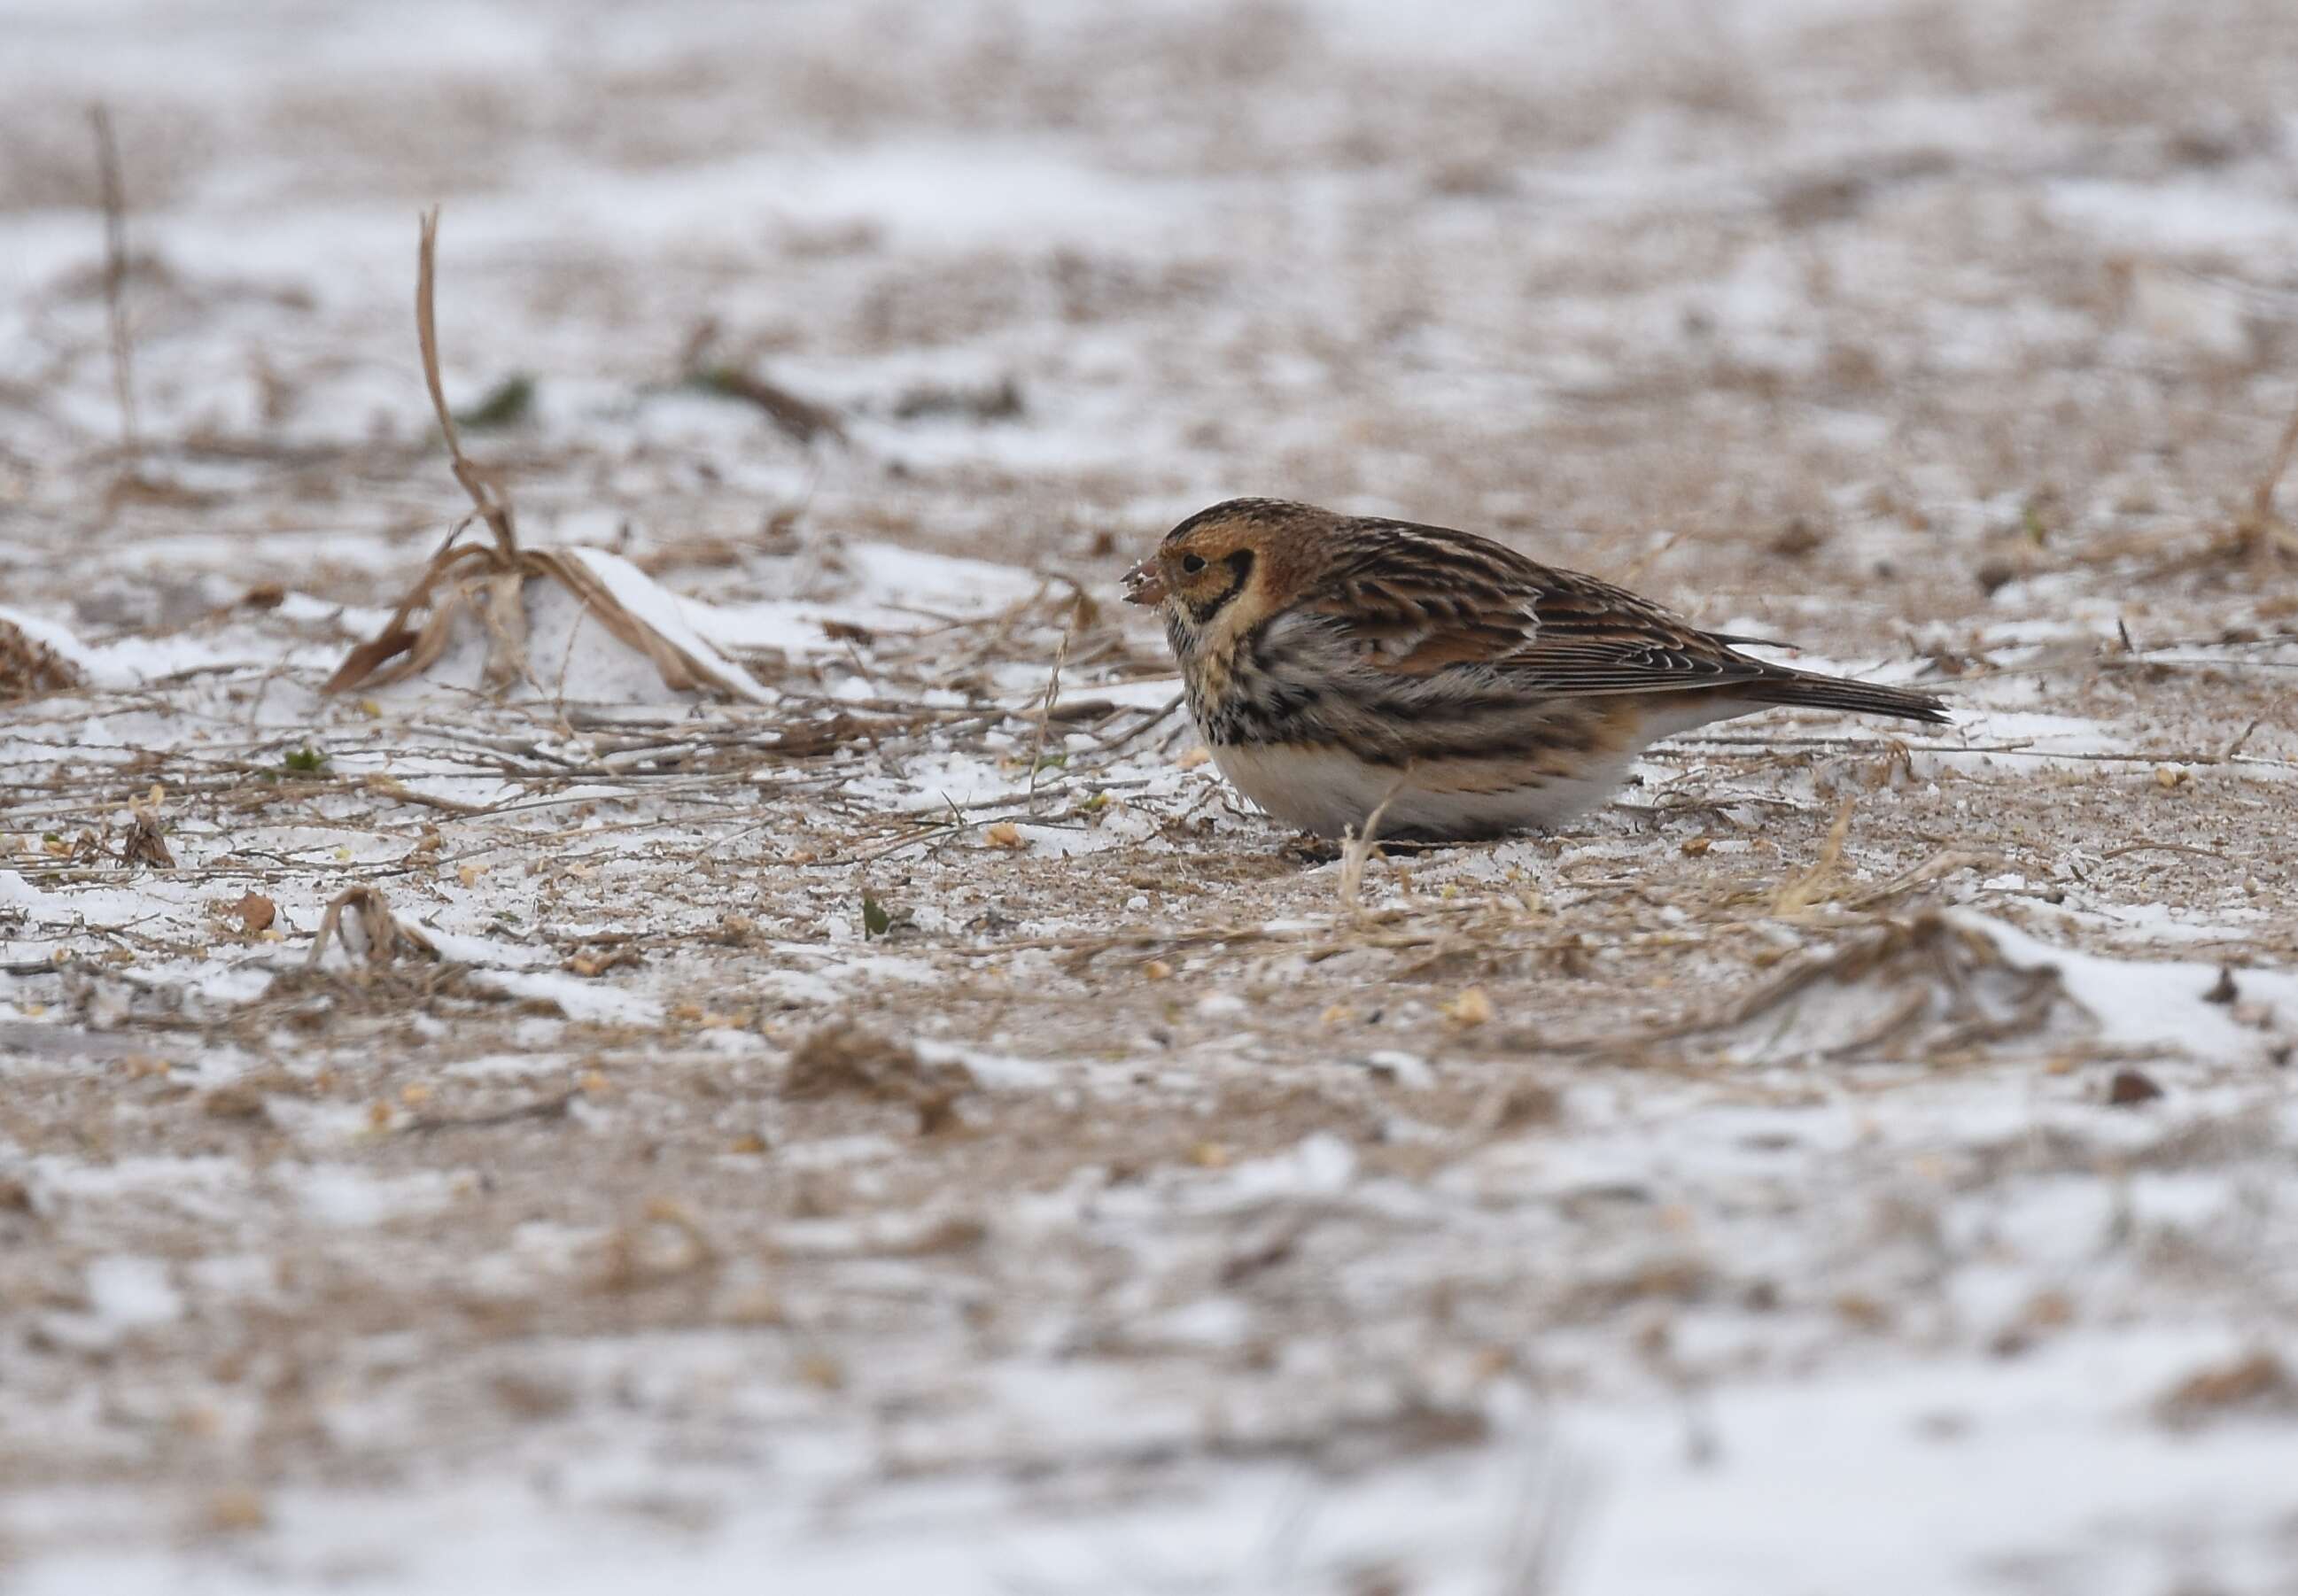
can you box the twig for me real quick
[405,1089,578,1135]
[1339,779,1409,924]
[1843,848,1992,910]
[88,105,139,459]
[687,366,846,445]
[361,773,492,816]
[2252,383,2298,530]
[2099,841,2235,865]
[937,910,1453,965]
[415,206,516,556]
[1089,691,1185,750]
[1771,793,1855,915]
[1025,616,1074,809]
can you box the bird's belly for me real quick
[1207,742,1637,840]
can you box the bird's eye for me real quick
[1180,554,1207,574]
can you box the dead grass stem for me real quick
[323,211,765,702]
[88,105,139,460]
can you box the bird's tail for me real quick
[1742,669,1950,724]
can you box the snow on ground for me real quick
[4,0,2298,1592]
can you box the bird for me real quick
[1122,497,1948,841]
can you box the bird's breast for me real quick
[1179,627,1337,748]
[1178,641,1233,717]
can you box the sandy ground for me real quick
[4,1,2298,1591]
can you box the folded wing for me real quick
[1304,519,1770,696]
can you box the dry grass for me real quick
[323,212,772,702]
[0,619,82,701]
[87,103,138,458]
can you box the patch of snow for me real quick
[1960,911,2294,1065]
[82,1257,182,1330]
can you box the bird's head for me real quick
[1123,498,1318,647]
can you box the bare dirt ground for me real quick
[4,1,2298,1591]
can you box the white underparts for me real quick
[1206,741,1632,837]
[1205,695,1761,839]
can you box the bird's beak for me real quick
[1122,557,1167,608]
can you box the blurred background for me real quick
[8,0,2297,611]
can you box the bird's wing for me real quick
[1301,520,1770,696]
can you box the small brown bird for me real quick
[1123,498,1947,840]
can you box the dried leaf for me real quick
[321,539,495,694]
[233,893,276,934]
[307,885,437,968]
[2156,1350,2297,1429]
[2107,1068,2164,1106]
[321,628,420,695]
[1444,986,1496,1027]
[532,549,767,701]
[477,566,530,694]
[120,814,175,869]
